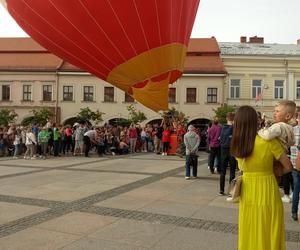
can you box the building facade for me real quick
[220,36,300,118]
[0,37,226,126]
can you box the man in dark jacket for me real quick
[219,112,237,195]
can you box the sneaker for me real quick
[219,191,225,196]
[214,167,218,174]
[226,197,239,203]
[281,195,291,203]
[291,213,298,221]
[289,192,293,199]
[12,156,18,159]
[185,176,190,180]
[31,157,36,160]
[191,176,198,179]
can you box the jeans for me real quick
[83,136,91,157]
[282,172,293,195]
[185,154,198,177]
[53,140,59,156]
[13,144,21,157]
[208,147,220,173]
[219,147,237,193]
[292,170,300,215]
[40,143,48,157]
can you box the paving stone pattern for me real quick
[0,155,299,245]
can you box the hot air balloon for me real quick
[1,0,200,112]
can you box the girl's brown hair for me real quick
[230,106,258,158]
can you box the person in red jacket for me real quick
[162,125,171,155]
[128,124,138,153]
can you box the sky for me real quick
[0,0,299,44]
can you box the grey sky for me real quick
[1,0,299,44]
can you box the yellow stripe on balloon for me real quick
[107,43,186,91]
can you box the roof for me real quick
[0,38,46,52]
[188,37,220,53]
[219,42,300,57]
[0,38,225,74]
[184,55,225,74]
[185,37,225,74]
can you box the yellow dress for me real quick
[237,136,286,250]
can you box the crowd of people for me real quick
[0,120,189,160]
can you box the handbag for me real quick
[228,158,245,202]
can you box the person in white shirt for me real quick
[83,128,99,157]
[24,127,37,159]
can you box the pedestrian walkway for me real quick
[0,152,299,249]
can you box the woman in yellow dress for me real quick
[230,106,292,250]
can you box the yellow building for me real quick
[220,36,300,118]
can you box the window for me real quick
[63,86,73,101]
[252,80,262,99]
[124,92,134,102]
[42,85,52,101]
[207,88,217,103]
[274,80,284,99]
[2,85,10,101]
[83,86,94,102]
[297,81,300,99]
[23,85,31,101]
[168,88,176,103]
[104,87,114,102]
[186,88,196,103]
[230,79,240,99]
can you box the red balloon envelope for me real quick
[1,0,200,112]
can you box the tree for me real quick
[0,109,18,126]
[31,108,54,126]
[76,107,104,125]
[21,108,54,126]
[127,104,147,125]
[213,104,236,124]
[21,116,35,126]
[161,107,189,126]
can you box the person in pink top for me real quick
[162,125,171,155]
[208,118,222,174]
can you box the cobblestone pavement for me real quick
[0,153,299,249]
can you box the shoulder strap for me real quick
[240,158,245,171]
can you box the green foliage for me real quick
[161,107,189,126]
[76,107,104,125]
[213,104,236,124]
[126,104,147,125]
[31,108,54,126]
[0,109,18,126]
[21,108,53,126]
[21,116,35,126]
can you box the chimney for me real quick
[240,36,247,43]
[249,36,264,44]
[297,39,300,45]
